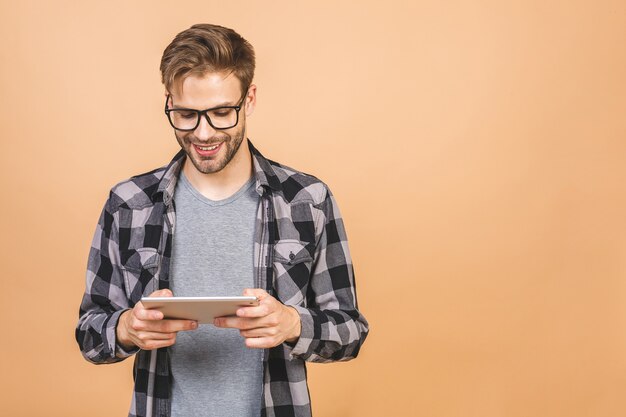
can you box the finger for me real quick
[138,318,197,333]
[236,303,271,318]
[139,337,177,350]
[149,288,173,297]
[242,288,269,300]
[150,319,197,333]
[134,306,164,321]
[244,336,278,349]
[237,290,278,317]
[239,326,278,338]
[135,331,177,341]
[214,316,262,330]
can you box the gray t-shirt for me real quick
[169,171,263,417]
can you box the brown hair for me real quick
[160,23,255,95]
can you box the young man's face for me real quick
[167,71,255,175]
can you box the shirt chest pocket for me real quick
[272,240,314,307]
[120,247,161,304]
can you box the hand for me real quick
[116,289,198,350]
[213,288,301,349]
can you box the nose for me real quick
[194,113,217,140]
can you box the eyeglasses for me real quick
[164,93,247,131]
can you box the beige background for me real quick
[1,1,626,416]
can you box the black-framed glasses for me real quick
[164,93,247,131]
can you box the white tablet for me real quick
[140,296,259,324]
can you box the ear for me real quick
[244,84,257,117]
[165,88,180,104]
[164,90,171,107]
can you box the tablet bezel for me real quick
[140,296,259,324]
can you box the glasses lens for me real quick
[207,108,238,129]
[169,110,199,130]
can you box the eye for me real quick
[178,111,196,119]
[210,109,234,118]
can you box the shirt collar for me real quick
[152,139,280,205]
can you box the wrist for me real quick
[285,306,301,344]
[116,309,135,350]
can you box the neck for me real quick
[182,140,253,201]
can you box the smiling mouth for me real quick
[192,142,223,157]
[196,144,220,151]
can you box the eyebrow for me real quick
[170,99,238,110]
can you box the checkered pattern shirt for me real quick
[76,139,369,417]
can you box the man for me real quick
[76,23,368,417]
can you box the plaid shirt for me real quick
[76,139,369,417]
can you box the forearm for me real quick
[288,305,369,362]
[76,196,138,363]
[76,308,137,364]
[287,187,369,361]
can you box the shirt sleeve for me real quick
[75,191,139,363]
[289,185,369,362]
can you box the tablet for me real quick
[140,296,259,324]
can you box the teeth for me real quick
[198,144,219,151]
